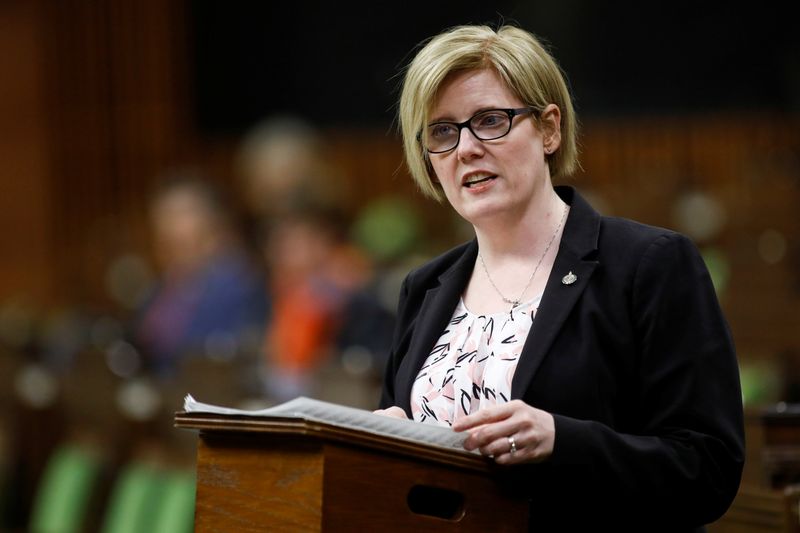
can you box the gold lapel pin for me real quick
[561,271,577,285]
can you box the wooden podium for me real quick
[761,404,800,489]
[175,411,529,532]
[709,404,800,532]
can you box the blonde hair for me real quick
[398,24,579,201]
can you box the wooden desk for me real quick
[175,413,529,532]
[709,484,800,533]
[762,404,800,489]
[710,403,800,532]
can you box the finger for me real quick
[452,403,513,432]
[463,417,520,451]
[494,450,520,465]
[372,406,408,419]
[458,422,495,451]
[494,438,545,465]
[477,434,519,458]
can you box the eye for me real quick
[473,111,508,130]
[428,123,457,139]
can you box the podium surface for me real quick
[176,411,529,532]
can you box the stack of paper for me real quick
[183,394,472,453]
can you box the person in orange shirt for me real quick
[261,207,371,401]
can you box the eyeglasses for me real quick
[420,107,537,154]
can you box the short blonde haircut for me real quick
[398,24,579,201]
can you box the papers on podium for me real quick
[183,394,473,454]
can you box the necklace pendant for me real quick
[478,202,569,311]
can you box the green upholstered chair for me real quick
[149,469,195,533]
[28,444,103,533]
[100,461,194,533]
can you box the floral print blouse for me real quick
[410,294,542,427]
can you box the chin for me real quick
[456,201,512,225]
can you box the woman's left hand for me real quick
[452,400,555,465]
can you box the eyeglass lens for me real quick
[425,109,529,153]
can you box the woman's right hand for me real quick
[373,406,409,419]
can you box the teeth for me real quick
[464,173,494,186]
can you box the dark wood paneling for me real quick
[0,1,54,303]
[41,0,193,306]
[0,0,797,383]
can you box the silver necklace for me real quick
[478,204,568,309]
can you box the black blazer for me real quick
[380,186,744,531]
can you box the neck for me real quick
[464,188,568,314]
[474,186,566,261]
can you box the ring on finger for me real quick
[507,435,517,454]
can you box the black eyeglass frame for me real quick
[419,107,537,154]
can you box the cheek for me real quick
[430,164,462,206]
[429,158,454,187]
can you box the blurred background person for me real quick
[259,205,357,400]
[133,171,269,380]
[234,115,396,404]
[234,114,349,248]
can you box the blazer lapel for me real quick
[512,187,601,397]
[394,241,478,411]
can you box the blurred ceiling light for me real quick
[341,345,373,377]
[758,229,787,265]
[105,340,141,379]
[104,254,154,311]
[89,316,125,350]
[116,378,162,422]
[14,363,59,409]
[671,191,727,243]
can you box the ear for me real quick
[539,104,562,154]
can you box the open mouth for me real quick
[463,175,497,188]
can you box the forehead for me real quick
[430,69,520,119]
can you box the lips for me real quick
[462,172,497,188]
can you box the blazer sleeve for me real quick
[379,274,411,410]
[546,232,745,525]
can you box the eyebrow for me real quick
[427,106,505,125]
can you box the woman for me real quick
[376,24,744,530]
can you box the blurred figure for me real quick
[236,116,398,404]
[260,205,370,400]
[134,171,268,379]
[235,116,344,401]
[234,115,347,243]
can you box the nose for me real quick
[456,125,484,159]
